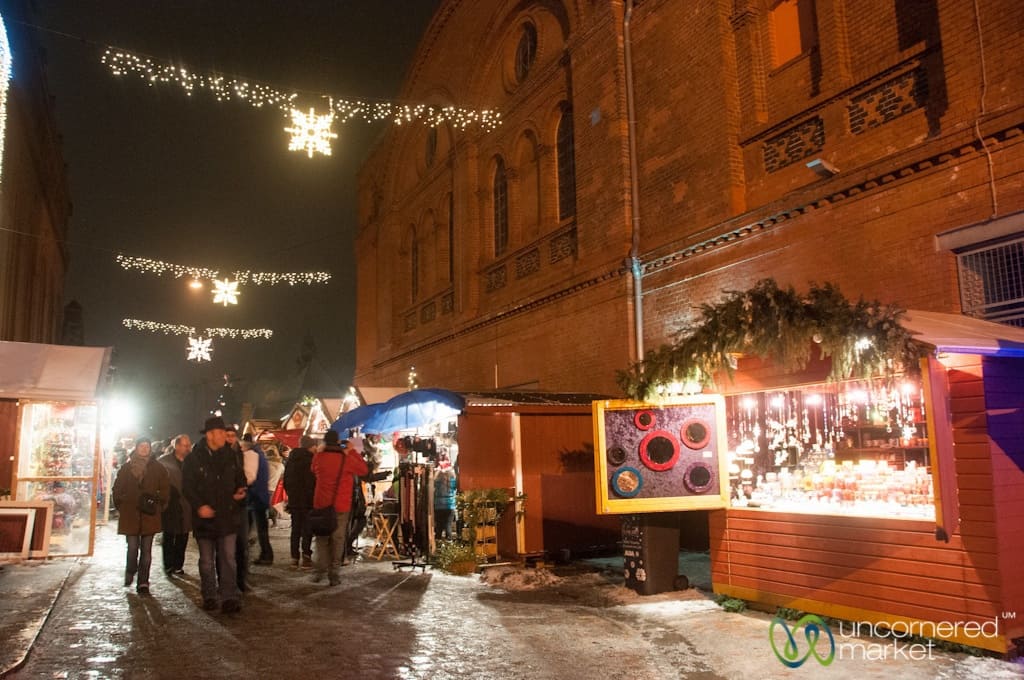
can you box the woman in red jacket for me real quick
[310,430,368,585]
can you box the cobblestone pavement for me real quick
[7,523,1024,679]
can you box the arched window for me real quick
[425,127,437,168]
[518,133,540,242]
[493,158,509,257]
[447,191,455,283]
[556,106,577,221]
[515,24,537,84]
[409,226,420,302]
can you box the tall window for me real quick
[493,158,509,257]
[425,127,437,168]
[410,227,419,302]
[447,191,455,283]
[515,23,537,83]
[769,0,817,67]
[557,106,577,220]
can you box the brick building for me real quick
[355,0,1024,394]
[0,3,73,344]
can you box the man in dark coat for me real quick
[181,417,247,614]
[158,433,192,576]
[283,435,317,568]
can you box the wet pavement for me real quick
[2,522,1022,679]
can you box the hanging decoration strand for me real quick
[122,318,273,339]
[101,48,502,131]
[114,254,331,286]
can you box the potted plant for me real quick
[433,540,479,575]
[456,488,527,544]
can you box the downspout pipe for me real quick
[624,0,644,360]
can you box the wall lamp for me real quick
[806,158,840,178]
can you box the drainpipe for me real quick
[624,0,644,360]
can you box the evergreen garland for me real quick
[616,279,925,401]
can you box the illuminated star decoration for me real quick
[285,107,338,158]
[187,336,213,362]
[212,279,240,306]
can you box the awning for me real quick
[0,341,112,401]
[903,310,1024,357]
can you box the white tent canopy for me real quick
[0,341,112,401]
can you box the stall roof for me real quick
[355,386,407,405]
[0,341,112,401]
[463,391,611,407]
[903,310,1024,357]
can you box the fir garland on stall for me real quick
[616,279,925,401]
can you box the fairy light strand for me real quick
[115,254,331,286]
[101,47,502,131]
[122,318,273,340]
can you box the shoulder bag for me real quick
[308,452,348,536]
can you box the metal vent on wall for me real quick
[957,236,1024,327]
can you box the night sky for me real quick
[25,1,441,434]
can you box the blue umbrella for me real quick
[361,388,465,434]
[329,402,385,436]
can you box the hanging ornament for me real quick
[187,336,213,362]
[212,279,240,306]
[284,107,338,158]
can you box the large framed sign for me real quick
[593,396,730,514]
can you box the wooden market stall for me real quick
[0,341,111,558]
[457,393,620,559]
[708,311,1024,654]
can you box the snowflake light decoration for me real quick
[284,107,338,158]
[187,336,213,362]
[212,279,239,306]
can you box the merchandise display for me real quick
[725,376,935,520]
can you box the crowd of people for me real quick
[110,416,369,614]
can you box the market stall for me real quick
[704,311,1024,654]
[0,341,112,557]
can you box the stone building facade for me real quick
[355,0,1024,394]
[0,3,72,344]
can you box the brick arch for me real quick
[382,85,460,200]
[514,128,542,244]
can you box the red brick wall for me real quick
[356,0,1024,396]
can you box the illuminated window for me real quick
[556,104,577,220]
[493,157,509,257]
[769,0,817,68]
[515,24,537,83]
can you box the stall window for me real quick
[725,376,935,520]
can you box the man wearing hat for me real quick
[182,416,248,613]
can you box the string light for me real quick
[187,336,213,362]
[212,279,240,306]
[122,318,273,339]
[115,254,331,286]
[285,107,338,157]
[101,47,502,132]
[0,16,11,186]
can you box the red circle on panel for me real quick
[679,418,711,450]
[638,430,680,471]
[634,410,656,430]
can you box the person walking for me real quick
[311,431,367,585]
[112,437,170,595]
[226,425,253,592]
[283,435,317,568]
[244,435,273,565]
[182,417,247,614]
[158,434,192,575]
